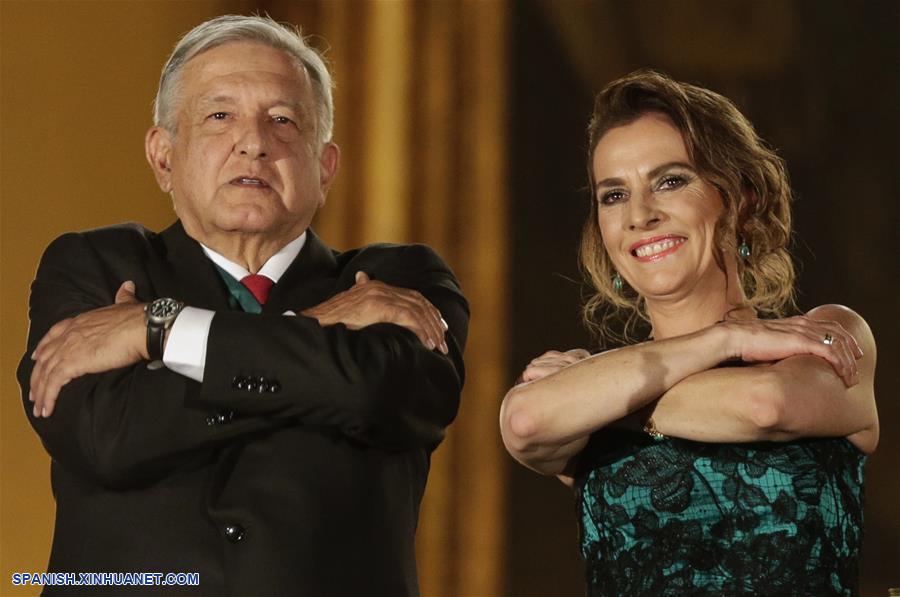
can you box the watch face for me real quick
[149,298,183,323]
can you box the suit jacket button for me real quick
[268,380,281,393]
[224,524,245,543]
[245,379,258,393]
[256,377,268,394]
[232,376,246,390]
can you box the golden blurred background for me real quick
[1,1,897,595]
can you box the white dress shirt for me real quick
[163,232,307,382]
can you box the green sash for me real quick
[212,264,263,314]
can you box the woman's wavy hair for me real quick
[581,70,796,344]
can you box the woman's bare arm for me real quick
[651,305,877,453]
[500,308,867,475]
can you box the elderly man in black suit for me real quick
[18,15,467,596]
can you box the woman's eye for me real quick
[599,190,626,205]
[272,115,294,125]
[208,112,229,121]
[657,175,687,190]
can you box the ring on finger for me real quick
[823,333,835,346]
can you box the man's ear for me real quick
[145,127,174,193]
[317,142,341,204]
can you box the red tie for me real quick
[240,274,274,305]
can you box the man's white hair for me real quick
[153,14,334,147]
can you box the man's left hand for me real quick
[30,281,147,418]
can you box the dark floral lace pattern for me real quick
[576,431,865,596]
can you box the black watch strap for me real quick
[145,298,184,364]
[147,321,166,362]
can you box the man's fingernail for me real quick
[427,340,436,350]
[440,318,448,330]
[441,342,449,354]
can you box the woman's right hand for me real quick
[720,315,863,386]
[517,349,592,384]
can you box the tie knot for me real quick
[240,274,274,305]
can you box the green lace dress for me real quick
[576,429,865,595]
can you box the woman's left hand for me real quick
[518,349,591,384]
[721,315,863,387]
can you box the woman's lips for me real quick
[630,236,686,262]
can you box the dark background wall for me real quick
[507,1,899,595]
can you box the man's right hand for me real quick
[301,271,449,354]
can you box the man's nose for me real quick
[627,189,662,230]
[235,119,268,159]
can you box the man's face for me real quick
[147,41,338,248]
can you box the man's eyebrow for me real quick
[269,99,306,111]
[594,161,696,191]
[195,95,307,114]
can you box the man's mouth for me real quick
[230,176,269,188]
[630,235,686,261]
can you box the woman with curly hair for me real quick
[500,71,878,595]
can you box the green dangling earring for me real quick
[738,239,750,260]
[613,273,623,292]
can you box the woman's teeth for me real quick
[634,238,682,257]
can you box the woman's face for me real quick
[592,112,727,303]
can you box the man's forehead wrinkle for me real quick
[184,43,312,85]
[187,69,309,105]
[196,94,237,106]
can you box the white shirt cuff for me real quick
[162,306,213,382]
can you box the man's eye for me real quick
[272,115,294,125]
[208,112,229,120]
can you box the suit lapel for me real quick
[149,221,233,311]
[263,229,340,315]
[147,223,340,314]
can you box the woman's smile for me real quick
[629,234,687,262]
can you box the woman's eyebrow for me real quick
[646,161,695,179]
[594,176,626,190]
[594,161,695,191]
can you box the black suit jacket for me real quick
[17,221,469,596]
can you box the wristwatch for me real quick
[145,297,185,365]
